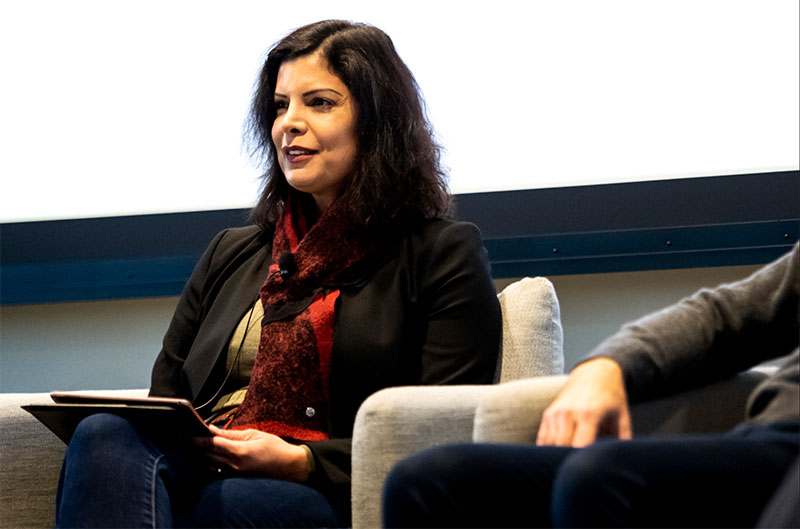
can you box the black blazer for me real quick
[149,218,502,502]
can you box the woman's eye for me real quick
[274,100,288,113]
[310,98,334,108]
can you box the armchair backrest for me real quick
[350,276,565,529]
[495,276,564,382]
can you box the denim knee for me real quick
[69,413,142,454]
[59,412,192,528]
[72,412,133,436]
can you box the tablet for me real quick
[22,392,212,444]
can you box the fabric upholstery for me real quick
[0,389,147,529]
[0,393,65,529]
[473,369,773,445]
[473,375,567,444]
[351,276,564,528]
[495,277,564,382]
[351,386,494,529]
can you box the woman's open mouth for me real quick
[283,146,318,163]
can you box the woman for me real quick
[55,19,501,528]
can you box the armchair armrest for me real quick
[0,389,149,529]
[0,392,65,529]
[351,385,499,529]
[473,369,772,445]
[473,376,567,444]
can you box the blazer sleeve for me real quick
[416,220,502,385]
[304,220,502,500]
[149,229,229,398]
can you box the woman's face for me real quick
[271,51,358,214]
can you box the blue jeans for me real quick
[383,423,799,528]
[55,413,346,528]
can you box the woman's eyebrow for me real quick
[274,88,344,100]
[303,88,344,97]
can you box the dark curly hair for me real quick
[247,20,451,231]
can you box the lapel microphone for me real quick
[278,251,297,279]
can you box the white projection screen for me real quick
[1,0,798,223]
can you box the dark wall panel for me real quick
[2,171,798,304]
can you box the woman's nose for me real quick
[279,104,306,135]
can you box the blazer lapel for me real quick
[183,238,271,406]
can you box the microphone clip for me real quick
[278,251,296,279]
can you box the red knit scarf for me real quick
[228,195,375,440]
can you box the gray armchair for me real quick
[351,277,564,528]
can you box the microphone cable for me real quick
[194,296,259,413]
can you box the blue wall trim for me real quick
[1,256,198,305]
[485,220,797,278]
[2,171,798,304]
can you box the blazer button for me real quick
[305,407,316,418]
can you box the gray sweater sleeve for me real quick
[584,243,799,404]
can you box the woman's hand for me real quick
[536,358,632,447]
[193,425,310,482]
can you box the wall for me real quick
[1,263,761,393]
[1,297,178,392]
[503,263,761,369]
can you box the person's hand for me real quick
[536,358,632,447]
[192,425,309,482]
